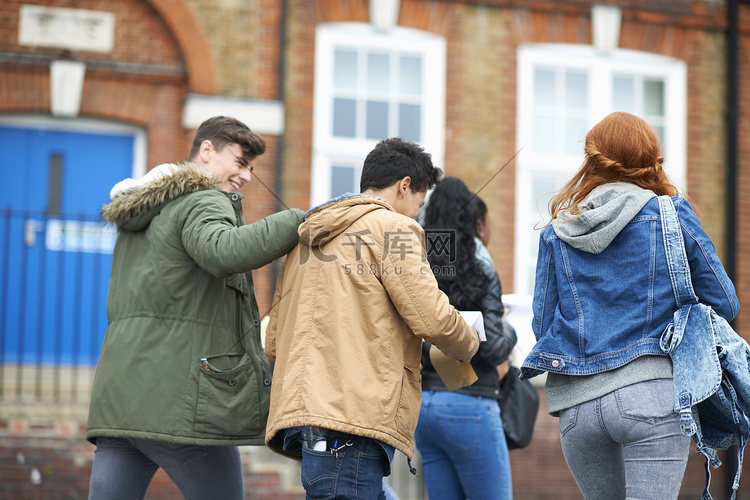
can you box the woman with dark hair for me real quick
[415,177,516,500]
[472,195,491,247]
[521,112,739,499]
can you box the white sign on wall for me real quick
[19,5,115,53]
[45,220,117,254]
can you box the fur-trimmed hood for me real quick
[102,162,217,231]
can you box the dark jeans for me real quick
[88,437,244,500]
[301,432,388,500]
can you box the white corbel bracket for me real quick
[370,0,400,31]
[592,4,622,53]
[50,60,86,118]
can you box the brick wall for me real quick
[279,0,317,215]
[245,135,281,312]
[2,390,748,499]
[0,0,184,66]
[2,0,750,498]
[184,0,281,99]
[0,0,190,167]
[735,6,750,343]
[0,410,302,500]
[444,5,518,291]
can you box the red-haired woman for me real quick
[520,112,739,499]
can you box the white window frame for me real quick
[311,23,446,206]
[515,44,687,296]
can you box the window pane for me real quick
[531,175,557,227]
[366,100,389,140]
[612,76,635,113]
[334,50,358,90]
[565,72,587,109]
[399,103,421,142]
[644,79,665,116]
[532,114,555,154]
[653,125,665,153]
[526,174,558,294]
[331,165,357,197]
[564,118,587,156]
[534,69,556,107]
[48,153,64,215]
[367,53,390,92]
[333,98,357,137]
[400,55,422,94]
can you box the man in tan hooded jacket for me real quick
[265,138,479,499]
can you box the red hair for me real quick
[548,112,678,222]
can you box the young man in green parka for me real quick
[86,116,304,500]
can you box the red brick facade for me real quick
[1,0,749,498]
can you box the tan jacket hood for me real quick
[300,194,393,246]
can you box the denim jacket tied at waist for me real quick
[659,194,747,500]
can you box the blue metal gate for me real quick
[0,124,133,369]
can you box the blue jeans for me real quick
[414,391,512,500]
[87,437,244,500]
[301,431,388,500]
[559,379,690,500]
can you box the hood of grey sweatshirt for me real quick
[551,182,656,254]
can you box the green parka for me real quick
[86,163,303,446]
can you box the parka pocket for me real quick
[394,366,422,435]
[193,352,263,436]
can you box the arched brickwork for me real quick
[0,0,218,164]
[143,0,218,94]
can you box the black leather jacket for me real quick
[421,242,517,399]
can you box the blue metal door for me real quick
[0,125,134,366]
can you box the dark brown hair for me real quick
[189,116,266,162]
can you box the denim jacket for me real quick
[521,187,739,381]
[659,195,748,500]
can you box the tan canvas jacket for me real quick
[265,194,479,459]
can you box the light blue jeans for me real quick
[87,437,244,500]
[559,379,690,500]
[415,391,512,500]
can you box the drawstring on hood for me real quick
[552,182,656,254]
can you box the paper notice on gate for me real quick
[459,310,486,341]
[430,348,478,391]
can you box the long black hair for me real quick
[422,177,490,310]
